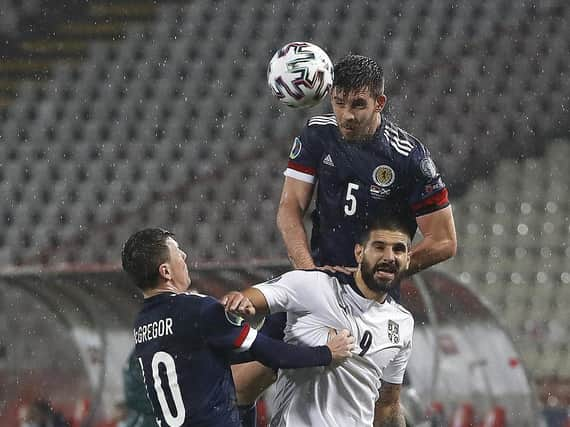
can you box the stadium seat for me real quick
[450,402,475,427]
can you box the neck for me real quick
[362,113,382,140]
[353,270,388,303]
[143,282,184,299]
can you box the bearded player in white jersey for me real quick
[223,216,413,427]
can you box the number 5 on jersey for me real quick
[344,183,359,216]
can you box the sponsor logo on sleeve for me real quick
[289,137,302,159]
[225,311,245,327]
[423,179,444,195]
[420,158,437,178]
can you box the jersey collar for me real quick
[341,273,390,311]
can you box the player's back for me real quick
[133,292,240,427]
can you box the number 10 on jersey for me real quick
[139,352,186,426]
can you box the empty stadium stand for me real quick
[442,140,570,379]
[0,0,569,416]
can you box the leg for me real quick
[233,312,286,426]
[232,362,277,405]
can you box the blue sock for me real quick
[238,403,256,427]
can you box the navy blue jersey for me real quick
[285,114,449,267]
[133,292,254,427]
[133,292,332,427]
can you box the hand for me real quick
[221,291,256,317]
[326,329,355,362]
[317,265,357,275]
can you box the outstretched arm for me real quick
[205,297,353,370]
[406,205,457,276]
[374,382,405,427]
[276,177,316,269]
[248,328,353,369]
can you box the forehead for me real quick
[367,229,409,247]
[331,87,374,101]
[165,237,180,250]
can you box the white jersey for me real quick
[255,270,414,427]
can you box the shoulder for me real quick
[307,113,338,128]
[382,119,425,158]
[300,114,338,141]
[166,292,218,313]
[386,298,414,331]
[280,269,336,285]
[268,270,338,296]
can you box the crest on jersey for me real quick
[373,165,395,187]
[225,311,245,327]
[420,158,437,179]
[387,320,400,344]
[289,137,302,159]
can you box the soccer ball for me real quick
[267,42,334,109]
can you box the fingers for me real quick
[221,292,256,317]
[237,298,255,316]
[222,292,243,311]
[327,328,338,341]
[337,329,356,346]
[328,328,356,361]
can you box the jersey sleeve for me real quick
[381,343,412,384]
[254,270,322,315]
[407,143,450,217]
[283,124,323,184]
[381,317,414,384]
[199,297,258,353]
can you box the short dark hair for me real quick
[358,215,412,247]
[333,55,384,98]
[121,228,174,290]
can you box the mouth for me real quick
[374,264,397,280]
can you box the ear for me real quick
[376,94,387,112]
[158,262,171,281]
[354,243,364,265]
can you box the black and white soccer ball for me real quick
[267,42,334,109]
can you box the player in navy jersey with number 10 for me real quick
[122,228,355,427]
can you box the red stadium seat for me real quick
[481,406,506,427]
[71,398,90,427]
[426,401,446,425]
[450,402,475,427]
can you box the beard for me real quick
[340,112,380,141]
[360,257,400,294]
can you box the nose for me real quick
[382,246,395,261]
[343,108,355,122]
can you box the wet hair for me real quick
[121,228,174,290]
[358,215,412,247]
[333,55,385,98]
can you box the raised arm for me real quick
[406,205,457,276]
[374,382,405,427]
[276,176,316,269]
